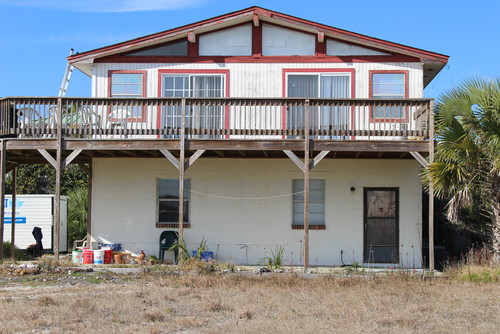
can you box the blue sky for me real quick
[0,0,498,99]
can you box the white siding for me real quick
[262,24,315,56]
[91,62,423,136]
[3,195,68,251]
[91,158,422,267]
[327,40,390,56]
[199,25,252,56]
[92,62,423,99]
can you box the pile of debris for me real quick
[3,263,40,276]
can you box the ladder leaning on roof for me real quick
[58,48,75,97]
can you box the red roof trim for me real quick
[95,54,420,64]
[68,6,448,64]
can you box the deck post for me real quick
[428,99,435,272]
[304,99,310,270]
[0,140,6,261]
[10,167,16,261]
[53,98,63,260]
[178,98,186,261]
[87,163,92,250]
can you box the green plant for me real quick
[423,77,500,261]
[167,237,190,262]
[263,246,285,270]
[67,187,88,248]
[2,241,27,260]
[343,261,365,275]
[194,238,207,260]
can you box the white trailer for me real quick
[3,195,68,252]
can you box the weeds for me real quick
[168,237,190,262]
[444,247,500,283]
[262,246,285,271]
[342,261,365,275]
[194,238,208,260]
[0,268,498,333]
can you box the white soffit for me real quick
[199,24,252,56]
[327,40,390,56]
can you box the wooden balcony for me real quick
[0,97,432,162]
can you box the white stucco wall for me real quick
[91,158,423,267]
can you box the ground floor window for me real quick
[157,179,190,227]
[292,179,325,229]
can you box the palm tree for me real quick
[67,187,88,248]
[426,77,500,263]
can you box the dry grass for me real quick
[0,271,498,334]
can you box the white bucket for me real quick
[93,250,105,264]
[72,250,83,263]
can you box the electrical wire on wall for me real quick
[187,189,304,200]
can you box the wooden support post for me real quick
[178,98,186,260]
[54,98,63,260]
[10,167,16,261]
[0,140,6,261]
[304,99,310,271]
[428,100,435,272]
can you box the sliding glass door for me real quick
[287,73,350,137]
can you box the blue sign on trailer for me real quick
[4,217,27,224]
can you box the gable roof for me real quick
[69,6,448,86]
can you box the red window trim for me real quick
[156,223,191,229]
[281,68,356,132]
[292,224,326,230]
[369,70,409,123]
[108,70,147,122]
[157,69,230,132]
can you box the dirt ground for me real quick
[0,267,499,334]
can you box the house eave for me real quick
[67,6,449,70]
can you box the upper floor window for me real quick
[111,72,144,97]
[285,70,353,134]
[109,71,146,120]
[370,71,407,121]
[159,71,228,134]
[162,74,225,98]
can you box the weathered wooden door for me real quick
[364,188,399,263]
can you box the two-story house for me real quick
[0,7,448,269]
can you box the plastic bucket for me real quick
[93,249,105,264]
[72,250,83,264]
[104,250,113,264]
[83,249,94,264]
[192,251,214,262]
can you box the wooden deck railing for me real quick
[0,97,431,140]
